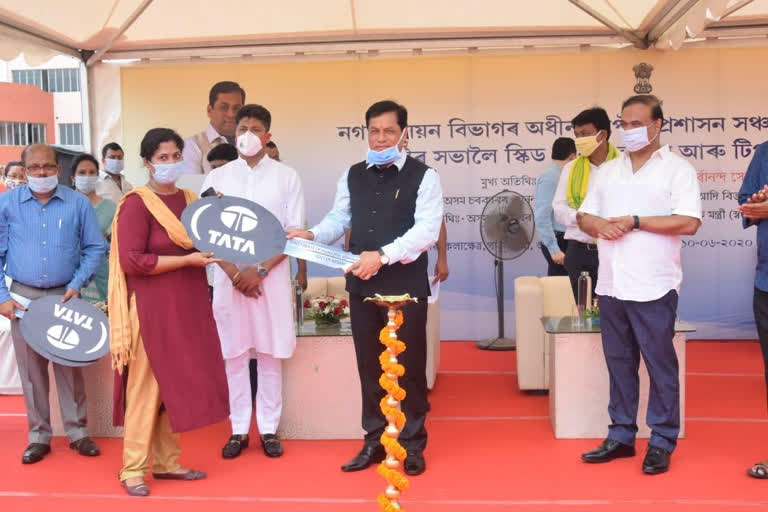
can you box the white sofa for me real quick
[304,276,440,390]
[514,276,575,391]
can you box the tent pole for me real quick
[568,0,649,49]
[86,0,154,67]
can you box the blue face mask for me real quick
[151,161,185,184]
[365,130,406,166]
[27,175,59,194]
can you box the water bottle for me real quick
[577,271,592,320]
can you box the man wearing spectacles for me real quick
[183,81,246,175]
[0,144,106,465]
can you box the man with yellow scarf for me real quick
[553,107,620,299]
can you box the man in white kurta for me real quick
[201,104,305,459]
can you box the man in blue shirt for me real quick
[534,137,576,276]
[737,141,768,479]
[0,144,106,464]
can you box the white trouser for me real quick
[225,351,282,436]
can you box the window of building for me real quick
[0,122,47,146]
[59,123,82,146]
[12,68,80,93]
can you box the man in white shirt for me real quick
[553,107,620,298]
[96,142,133,203]
[202,105,305,460]
[288,100,443,476]
[577,95,701,475]
[183,81,245,175]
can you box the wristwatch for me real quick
[257,264,269,278]
[377,248,390,265]
[633,215,640,230]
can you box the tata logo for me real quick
[21,297,111,366]
[181,195,287,265]
[46,325,80,350]
[220,206,259,232]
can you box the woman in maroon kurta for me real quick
[112,128,229,496]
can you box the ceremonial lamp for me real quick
[364,293,416,512]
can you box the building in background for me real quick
[0,54,85,162]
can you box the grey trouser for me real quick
[10,281,89,444]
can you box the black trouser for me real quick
[540,231,569,277]
[564,240,599,300]
[349,294,429,453]
[753,288,768,406]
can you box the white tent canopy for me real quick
[1,0,768,66]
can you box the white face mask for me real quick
[236,131,263,157]
[5,179,24,190]
[75,175,98,194]
[151,161,185,185]
[104,158,125,175]
[27,175,59,194]
[619,125,658,152]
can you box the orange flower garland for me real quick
[378,308,409,511]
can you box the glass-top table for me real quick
[540,316,695,334]
[296,320,353,337]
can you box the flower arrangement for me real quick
[584,298,600,319]
[303,295,350,325]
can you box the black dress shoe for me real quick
[70,437,100,456]
[22,443,51,464]
[222,434,249,459]
[642,446,671,474]
[341,444,386,472]
[581,439,636,463]
[404,451,426,476]
[260,434,284,458]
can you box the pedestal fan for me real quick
[476,189,535,351]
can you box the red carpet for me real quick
[2,340,768,511]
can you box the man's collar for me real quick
[20,184,65,203]
[366,150,408,171]
[205,123,226,143]
[620,144,670,164]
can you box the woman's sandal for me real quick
[747,461,768,479]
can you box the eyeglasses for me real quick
[25,164,59,173]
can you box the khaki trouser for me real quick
[119,296,182,481]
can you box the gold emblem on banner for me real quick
[633,62,654,94]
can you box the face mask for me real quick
[27,175,59,194]
[75,175,98,194]
[151,161,185,185]
[574,133,603,157]
[236,131,263,157]
[104,158,125,175]
[366,130,406,166]
[5,179,24,190]
[619,125,658,152]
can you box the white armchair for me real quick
[514,276,575,391]
[304,277,440,389]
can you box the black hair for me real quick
[71,153,100,174]
[621,94,664,122]
[551,137,577,160]
[266,141,277,149]
[21,144,58,165]
[139,128,184,160]
[206,143,238,163]
[209,81,246,107]
[365,100,408,130]
[101,142,123,159]
[4,160,23,173]
[235,104,271,131]
[571,107,612,139]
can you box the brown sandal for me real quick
[747,461,768,479]
[152,469,207,480]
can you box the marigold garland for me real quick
[377,307,409,511]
